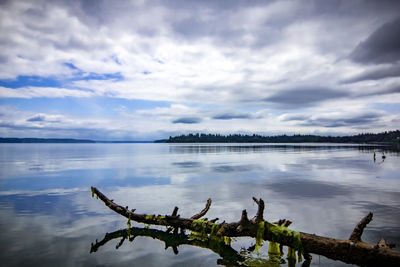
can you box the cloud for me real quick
[172,117,202,124]
[350,16,400,64]
[0,86,93,98]
[355,82,400,98]
[341,64,400,83]
[26,115,46,122]
[263,87,349,108]
[212,112,254,120]
[25,114,63,123]
[0,0,399,138]
[280,114,309,122]
[281,111,386,128]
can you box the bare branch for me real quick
[251,197,264,223]
[171,207,179,217]
[349,212,373,242]
[190,198,212,220]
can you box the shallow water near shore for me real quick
[0,143,399,266]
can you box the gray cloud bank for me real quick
[282,111,385,128]
[350,16,400,65]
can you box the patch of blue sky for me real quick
[63,62,123,81]
[0,73,122,90]
[0,97,171,117]
[81,72,123,81]
[0,62,124,89]
[372,103,400,114]
[0,75,63,89]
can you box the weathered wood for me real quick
[91,186,400,266]
[190,198,211,220]
[349,212,373,242]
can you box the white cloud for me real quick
[0,86,93,98]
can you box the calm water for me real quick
[0,143,399,266]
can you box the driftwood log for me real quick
[91,187,400,266]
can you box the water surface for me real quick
[0,143,399,266]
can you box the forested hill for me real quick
[166,130,400,144]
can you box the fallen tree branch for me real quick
[91,186,400,266]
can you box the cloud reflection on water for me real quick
[0,143,399,266]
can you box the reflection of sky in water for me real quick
[0,143,399,266]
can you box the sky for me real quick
[0,0,399,141]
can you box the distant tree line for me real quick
[166,130,400,144]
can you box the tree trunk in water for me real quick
[91,187,400,266]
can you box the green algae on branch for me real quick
[145,215,155,220]
[90,186,98,199]
[190,219,211,241]
[268,241,280,255]
[127,214,131,228]
[156,216,165,224]
[265,221,303,253]
[255,221,265,251]
[189,220,233,246]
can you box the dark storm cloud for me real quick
[172,117,202,124]
[283,112,384,128]
[212,112,254,120]
[350,16,400,64]
[342,64,400,83]
[263,87,349,108]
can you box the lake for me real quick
[0,143,399,266]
